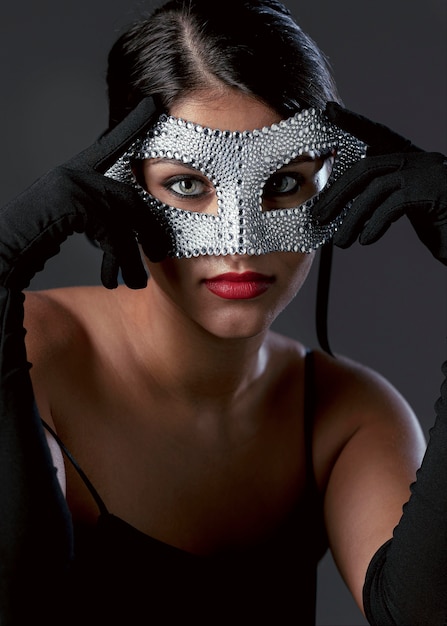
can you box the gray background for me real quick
[1,1,446,623]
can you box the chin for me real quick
[211,327,267,341]
[198,308,277,341]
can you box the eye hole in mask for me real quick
[106,108,365,258]
[262,150,335,211]
[131,149,335,216]
[132,158,220,215]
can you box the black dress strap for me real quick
[41,419,109,516]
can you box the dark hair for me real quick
[106,0,340,127]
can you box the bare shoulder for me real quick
[264,329,414,412]
[24,286,102,361]
[314,348,424,429]
[311,348,426,482]
[23,286,107,492]
[23,283,139,399]
[23,287,99,418]
[310,349,427,609]
[263,332,423,440]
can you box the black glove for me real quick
[310,104,447,623]
[0,96,169,291]
[314,102,447,265]
[363,361,447,625]
[0,98,169,624]
[0,288,73,625]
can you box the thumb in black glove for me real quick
[314,102,447,265]
[0,96,170,291]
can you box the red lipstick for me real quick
[204,271,274,299]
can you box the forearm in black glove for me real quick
[314,104,447,623]
[0,288,73,625]
[0,98,169,624]
[314,102,447,265]
[363,362,447,625]
[0,96,169,291]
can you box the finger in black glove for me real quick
[314,102,447,265]
[0,97,170,291]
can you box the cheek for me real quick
[278,252,315,304]
[144,256,208,310]
[288,251,315,283]
[144,257,188,299]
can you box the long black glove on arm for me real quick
[0,97,168,625]
[316,103,447,625]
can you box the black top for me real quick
[45,349,327,625]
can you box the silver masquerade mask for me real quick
[105,107,366,258]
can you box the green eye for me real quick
[167,177,206,197]
[264,173,302,197]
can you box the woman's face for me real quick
[142,90,330,339]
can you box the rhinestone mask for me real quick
[105,108,366,258]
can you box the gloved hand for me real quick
[0,96,169,291]
[315,102,447,265]
[0,98,169,624]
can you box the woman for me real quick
[0,0,446,624]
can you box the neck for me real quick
[121,284,269,410]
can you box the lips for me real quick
[203,271,274,299]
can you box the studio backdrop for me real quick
[0,1,445,624]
